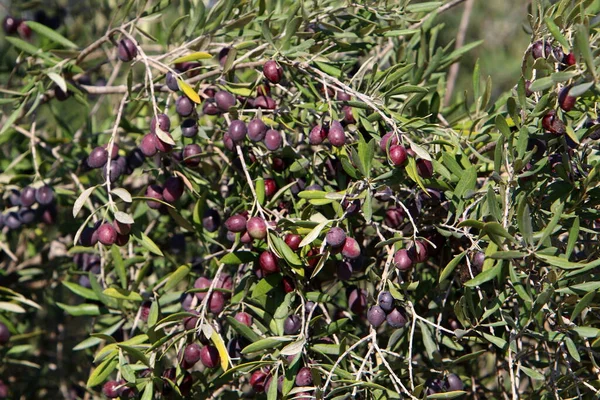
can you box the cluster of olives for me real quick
[83,143,145,183]
[367,291,408,329]
[0,185,56,231]
[78,218,131,248]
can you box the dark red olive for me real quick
[163,176,184,203]
[150,114,171,134]
[140,134,158,157]
[102,381,120,398]
[254,96,276,109]
[200,345,220,368]
[234,312,253,326]
[263,60,284,83]
[97,223,117,246]
[558,86,576,112]
[380,131,399,152]
[309,125,327,145]
[328,121,345,147]
[0,322,10,345]
[416,159,433,178]
[250,370,267,393]
[389,145,408,166]
[225,214,247,232]
[145,184,163,209]
[2,16,21,35]
[194,277,212,300]
[326,227,346,248]
[342,237,361,259]
[394,249,413,271]
[295,367,313,387]
[259,251,279,275]
[348,287,367,314]
[542,110,566,135]
[284,234,302,251]
[183,144,202,167]
[246,217,267,239]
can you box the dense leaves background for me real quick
[1,0,600,399]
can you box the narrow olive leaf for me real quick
[404,136,431,161]
[575,24,595,78]
[0,102,25,136]
[241,337,293,354]
[178,79,201,104]
[111,246,127,289]
[219,251,256,265]
[544,17,569,49]
[489,251,527,259]
[73,186,96,217]
[252,274,282,298]
[25,21,78,48]
[480,332,507,349]
[427,392,468,399]
[495,115,511,138]
[62,281,99,301]
[463,261,501,287]
[0,302,25,313]
[226,316,260,342]
[556,281,600,294]
[457,219,484,230]
[529,77,554,92]
[439,251,466,283]
[86,356,118,388]
[573,327,600,338]
[210,329,230,371]
[255,177,265,205]
[111,188,132,203]
[535,254,583,270]
[47,72,67,93]
[103,287,143,302]
[537,200,564,248]
[483,222,516,243]
[155,125,175,145]
[515,193,531,244]
[298,220,329,247]
[135,232,164,256]
[269,233,302,266]
[171,52,212,64]
[565,217,579,260]
[298,190,327,199]
[147,301,159,327]
[551,71,578,83]
[117,344,150,367]
[569,81,594,97]
[519,365,545,381]
[267,368,278,400]
[405,157,428,192]
[114,211,134,224]
[571,291,595,321]
[163,264,191,292]
[564,336,581,362]
[57,302,100,317]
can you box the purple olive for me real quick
[150,114,171,134]
[264,129,282,151]
[140,134,158,157]
[117,38,137,62]
[20,186,37,207]
[326,227,346,248]
[309,125,327,145]
[259,251,279,275]
[284,314,301,334]
[181,119,199,138]
[394,249,413,271]
[386,307,408,328]
[97,223,117,246]
[328,121,345,147]
[0,323,10,345]
[263,60,283,83]
[200,345,220,368]
[342,237,361,259]
[295,367,313,387]
[225,214,247,232]
[246,217,267,239]
[378,291,394,313]
[163,176,184,203]
[215,91,236,112]
[228,120,247,142]
[176,96,195,117]
[88,146,108,169]
[248,119,267,141]
[166,71,179,91]
[145,184,163,209]
[183,144,202,167]
[367,305,386,327]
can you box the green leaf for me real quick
[575,24,595,79]
[571,291,595,321]
[171,52,212,64]
[537,200,564,248]
[57,302,100,316]
[25,21,78,48]
[226,316,260,342]
[134,232,164,256]
[220,251,256,265]
[439,251,466,283]
[252,274,282,298]
[118,344,150,367]
[269,233,302,267]
[73,186,96,218]
[519,365,545,380]
[480,332,507,349]
[528,77,554,92]
[241,337,293,354]
[86,356,118,387]
[140,382,154,400]
[298,220,329,248]
[463,261,501,287]
[103,287,143,302]
[163,264,191,292]
[535,254,583,270]
[427,392,468,399]
[482,222,515,245]
[111,246,127,289]
[0,102,25,136]
[0,302,25,313]
[565,336,581,362]
[62,281,99,301]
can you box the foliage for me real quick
[1,0,600,399]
